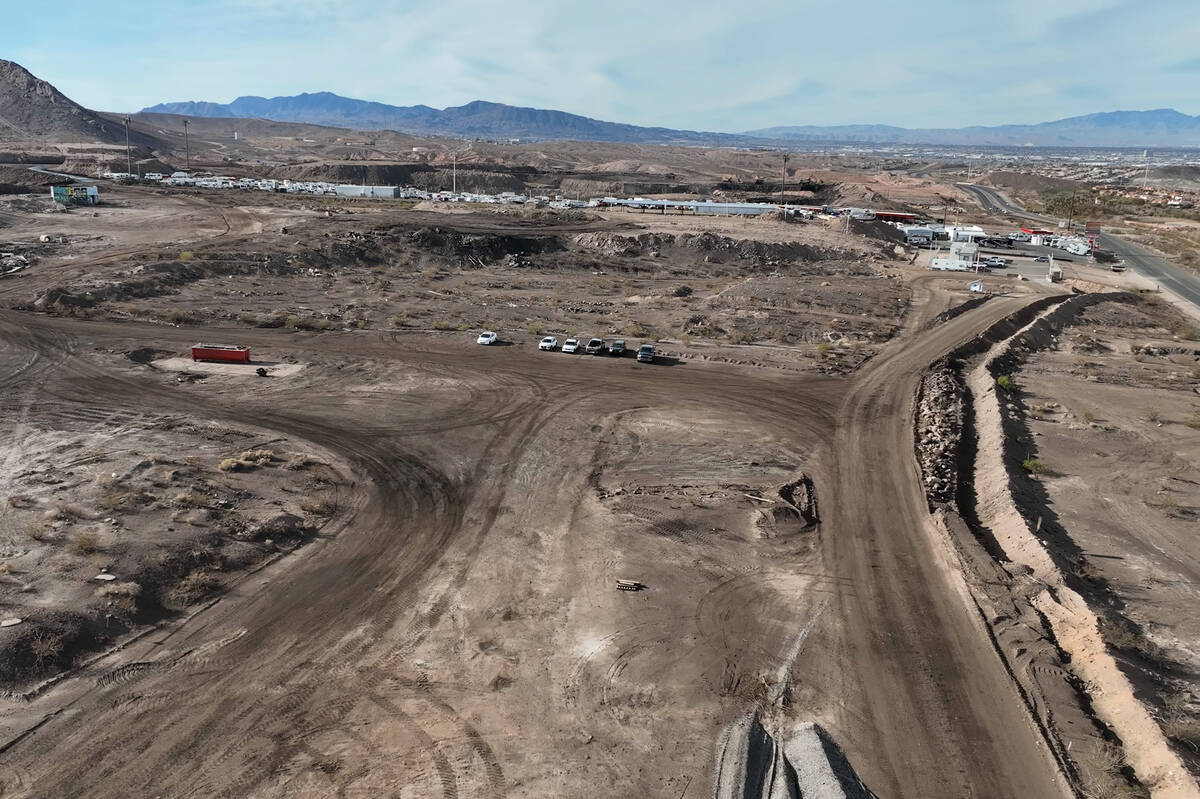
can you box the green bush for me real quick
[1021,458,1049,475]
[996,374,1018,391]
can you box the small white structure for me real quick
[930,258,973,272]
[969,280,985,293]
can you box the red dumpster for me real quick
[191,344,251,363]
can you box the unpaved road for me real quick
[0,293,1065,797]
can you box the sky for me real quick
[3,0,1199,132]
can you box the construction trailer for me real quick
[191,344,251,363]
[334,185,399,199]
[50,185,99,206]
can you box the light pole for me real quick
[123,116,132,176]
[182,119,190,171]
[780,152,790,207]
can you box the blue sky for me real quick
[3,0,1198,131]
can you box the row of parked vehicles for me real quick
[476,331,656,362]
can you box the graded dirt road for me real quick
[0,291,1066,797]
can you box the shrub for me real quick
[174,491,209,507]
[525,323,542,335]
[816,341,831,357]
[300,497,336,516]
[1142,406,1162,423]
[996,374,1018,391]
[672,284,693,298]
[283,454,310,471]
[283,315,302,329]
[1185,412,1200,431]
[431,320,454,331]
[178,251,194,261]
[239,449,274,466]
[68,531,101,555]
[390,315,408,328]
[218,458,243,472]
[29,631,63,664]
[1021,458,1049,476]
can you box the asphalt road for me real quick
[958,181,1200,310]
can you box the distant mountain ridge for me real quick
[143,93,729,145]
[749,108,1200,147]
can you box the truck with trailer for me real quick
[191,344,251,363]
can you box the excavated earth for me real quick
[1,179,1193,798]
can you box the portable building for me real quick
[51,185,99,205]
[335,185,399,198]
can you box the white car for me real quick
[477,331,498,345]
[561,338,580,353]
[538,336,558,351]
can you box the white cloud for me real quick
[4,0,1199,129]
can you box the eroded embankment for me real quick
[917,293,1198,799]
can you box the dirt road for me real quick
[0,294,1066,797]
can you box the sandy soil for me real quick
[1015,300,1200,774]
[0,162,1183,798]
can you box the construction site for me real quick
[0,56,1199,799]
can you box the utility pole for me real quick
[452,151,457,194]
[182,119,190,171]
[780,152,790,207]
[123,116,132,175]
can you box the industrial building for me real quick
[334,185,399,199]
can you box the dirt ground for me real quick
[1013,299,1200,770]
[0,156,1195,798]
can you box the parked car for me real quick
[585,338,606,355]
[561,338,580,353]
[477,331,498,345]
[609,339,627,357]
[984,257,1007,267]
[636,344,655,363]
[1034,256,1050,263]
[538,336,558,351]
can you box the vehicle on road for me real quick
[585,338,606,355]
[609,340,626,357]
[1034,256,1050,263]
[984,257,1007,267]
[636,344,655,363]
[562,338,580,353]
[477,331,498,345]
[538,336,558,351]
[1110,263,1127,273]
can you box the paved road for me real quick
[958,181,1200,310]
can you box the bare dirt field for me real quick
[1010,299,1200,771]
[0,153,1196,799]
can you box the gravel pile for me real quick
[915,364,964,506]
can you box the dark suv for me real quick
[609,339,626,357]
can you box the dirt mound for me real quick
[0,165,68,194]
[848,218,906,244]
[573,231,843,266]
[273,162,529,194]
[408,227,564,263]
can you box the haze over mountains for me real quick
[144,92,1200,148]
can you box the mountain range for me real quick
[2,55,1196,150]
[144,92,1200,148]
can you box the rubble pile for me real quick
[915,363,964,506]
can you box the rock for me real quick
[94,573,117,582]
[1,618,22,627]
